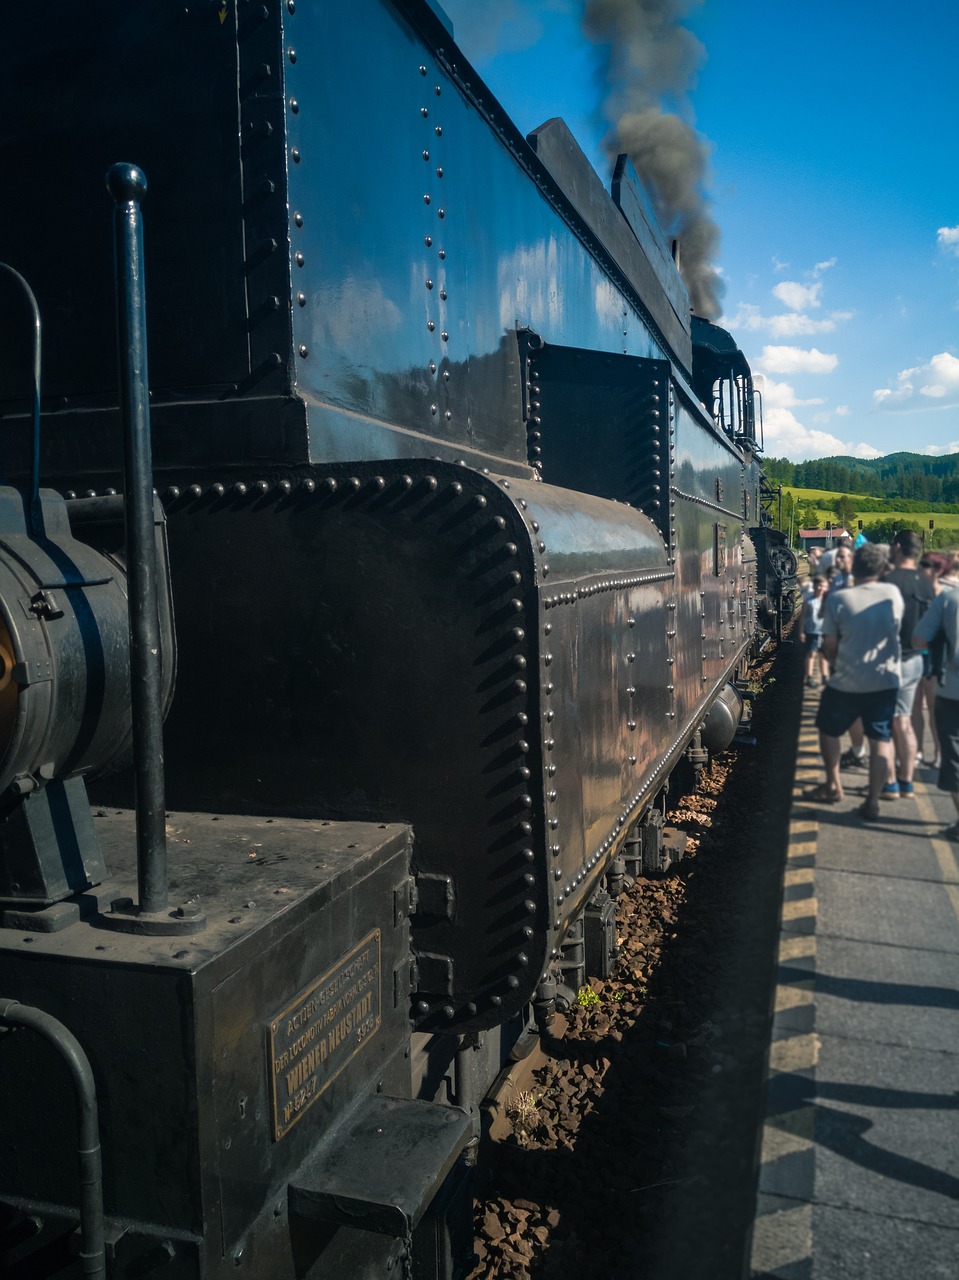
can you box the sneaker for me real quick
[840,749,867,770]
[880,782,900,800]
[897,780,915,796]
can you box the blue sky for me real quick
[439,0,959,463]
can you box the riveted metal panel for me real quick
[0,1,249,405]
[519,341,671,533]
[668,382,753,724]
[282,0,678,470]
[87,461,546,1031]
[85,459,694,1031]
[492,476,674,937]
[0,0,701,486]
[530,123,691,366]
[236,0,294,383]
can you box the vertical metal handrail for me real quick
[106,163,168,916]
[0,262,44,537]
[0,999,105,1280]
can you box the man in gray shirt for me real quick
[804,543,903,820]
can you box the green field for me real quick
[782,487,879,504]
[783,486,870,506]
[781,487,959,546]
[784,488,959,524]
[865,512,959,529]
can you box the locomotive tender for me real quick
[0,1,788,1276]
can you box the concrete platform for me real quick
[749,682,959,1279]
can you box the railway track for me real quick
[469,631,805,1280]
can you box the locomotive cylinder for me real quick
[0,490,133,799]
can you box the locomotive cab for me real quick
[691,314,763,452]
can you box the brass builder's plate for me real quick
[269,929,382,1140]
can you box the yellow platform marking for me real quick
[774,978,815,1014]
[914,782,959,922]
[769,1032,820,1074]
[778,935,816,962]
[760,1106,816,1164]
[780,896,818,923]
[750,1204,813,1276]
[749,678,822,1277]
[784,867,815,886]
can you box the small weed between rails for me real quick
[576,985,600,1009]
[506,1090,543,1144]
[745,674,776,697]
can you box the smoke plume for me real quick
[582,0,724,318]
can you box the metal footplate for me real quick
[289,1095,473,1236]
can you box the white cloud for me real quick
[723,259,853,339]
[762,415,846,459]
[769,260,836,312]
[760,413,878,461]
[812,403,851,425]
[938,226,959,257]
[723,303,852,338]
[759,345,839,375]
[758,376,824,411]
[761,410,881,460]
[756,377,875,459]
[921,442,959,456]
[874,351,959,407]
[773,280,823,311]
[772,311,848,338]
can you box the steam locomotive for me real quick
[0,2,794,1277]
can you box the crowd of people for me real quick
[798,531,959,832]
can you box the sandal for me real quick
[859,800,880,822]
[801,783,841,804]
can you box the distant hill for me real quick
[764,452,959,503]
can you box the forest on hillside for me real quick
[763,452,959,503]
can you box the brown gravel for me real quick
[468,630,804,1280]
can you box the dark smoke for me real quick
[582,0,724,318]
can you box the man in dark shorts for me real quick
[804,543,903,820]
[913,585,959,838]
